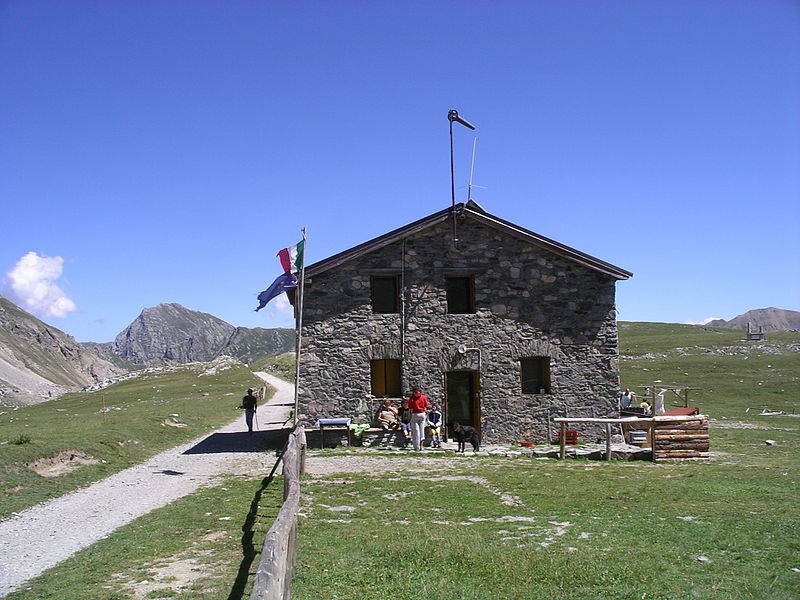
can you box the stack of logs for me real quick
[653,415,709,460]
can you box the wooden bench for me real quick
[360,427,409,448]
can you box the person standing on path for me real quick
[407,385,429,451]
[241,388,258,433]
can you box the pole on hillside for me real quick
[293,228,307,426]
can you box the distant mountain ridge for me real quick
[0,296,124,405]
[89,303,294,367]
[706,307,800,332]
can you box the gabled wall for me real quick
[298,217,621,443]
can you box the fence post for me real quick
[251,425,305,600]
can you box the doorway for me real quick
[445,370,480,439]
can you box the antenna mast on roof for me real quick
[466,136,488,203]
[448,109,476,247]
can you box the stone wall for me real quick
[298,217,622,443]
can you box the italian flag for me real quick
[277,240,304,273]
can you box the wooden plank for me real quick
[655,433,710,440]
[251,486,299,599]
[650,421,656,462]
[559,422,566,459]
[655,442,710,449]
[654,422,707,430]
[606,423,612,461]
[655,450,710,457]
[553,417,652,424]
[655,424,708,431]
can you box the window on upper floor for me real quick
[446,276,475,314]
[370,359,402,397]
[520,357,551,394]
[371,276,399,314]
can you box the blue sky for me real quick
[1,0,798,342]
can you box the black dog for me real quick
[452,422,480,453]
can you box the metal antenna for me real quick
[467,137,478,201]
[448,109,476,247]
[466,137,487,203]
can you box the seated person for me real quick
[425,405,443,448]
[619,388,635,408]
[375,398,400,430]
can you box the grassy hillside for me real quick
[0,358,265,518]
[227,327,295,365]
[618,322,800,420]
[250,351,296,382]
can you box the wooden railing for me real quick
[250,425,306,600]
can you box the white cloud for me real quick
[5,251,77,318]
[685,317,722,325]
[269,293,295,318]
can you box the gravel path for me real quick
[0,372,292,598]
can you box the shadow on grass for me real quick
[183,429,290,454]
[226,442,288,600]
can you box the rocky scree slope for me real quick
[0,296,124,405]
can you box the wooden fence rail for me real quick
[250,425,306,600]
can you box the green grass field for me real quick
[618,322,800,419]
[0,359,265,518]
[291,434,799,600]
[2,323,798,599]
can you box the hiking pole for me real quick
[254,410,259,431]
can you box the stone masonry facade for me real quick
[298,212,626,444]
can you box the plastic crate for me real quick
[556,429,578,445]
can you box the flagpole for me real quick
[293,228,307,427]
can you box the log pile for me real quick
[653,415,709,460]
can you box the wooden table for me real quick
[315,418,352,448]
[552,417,654,461]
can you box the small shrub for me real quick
[11,434,32,445]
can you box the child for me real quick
[399,398,412,447]
[426,404,443,448]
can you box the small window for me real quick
[446,276,475,314]
[370,359,402,397]
[371,276,399,313]
[521,357,551,394]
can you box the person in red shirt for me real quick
[407,385,429,451]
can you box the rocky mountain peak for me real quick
[109,303,293,366]
[707,307,800,332]
[113,303,236,365]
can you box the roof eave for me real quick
[305,206,453,278]
[464,208,633,280]
[305,203,633,281]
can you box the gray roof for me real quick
[305,201,632,280]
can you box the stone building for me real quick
[298,201,632,443]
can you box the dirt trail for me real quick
[0,372,291,598]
